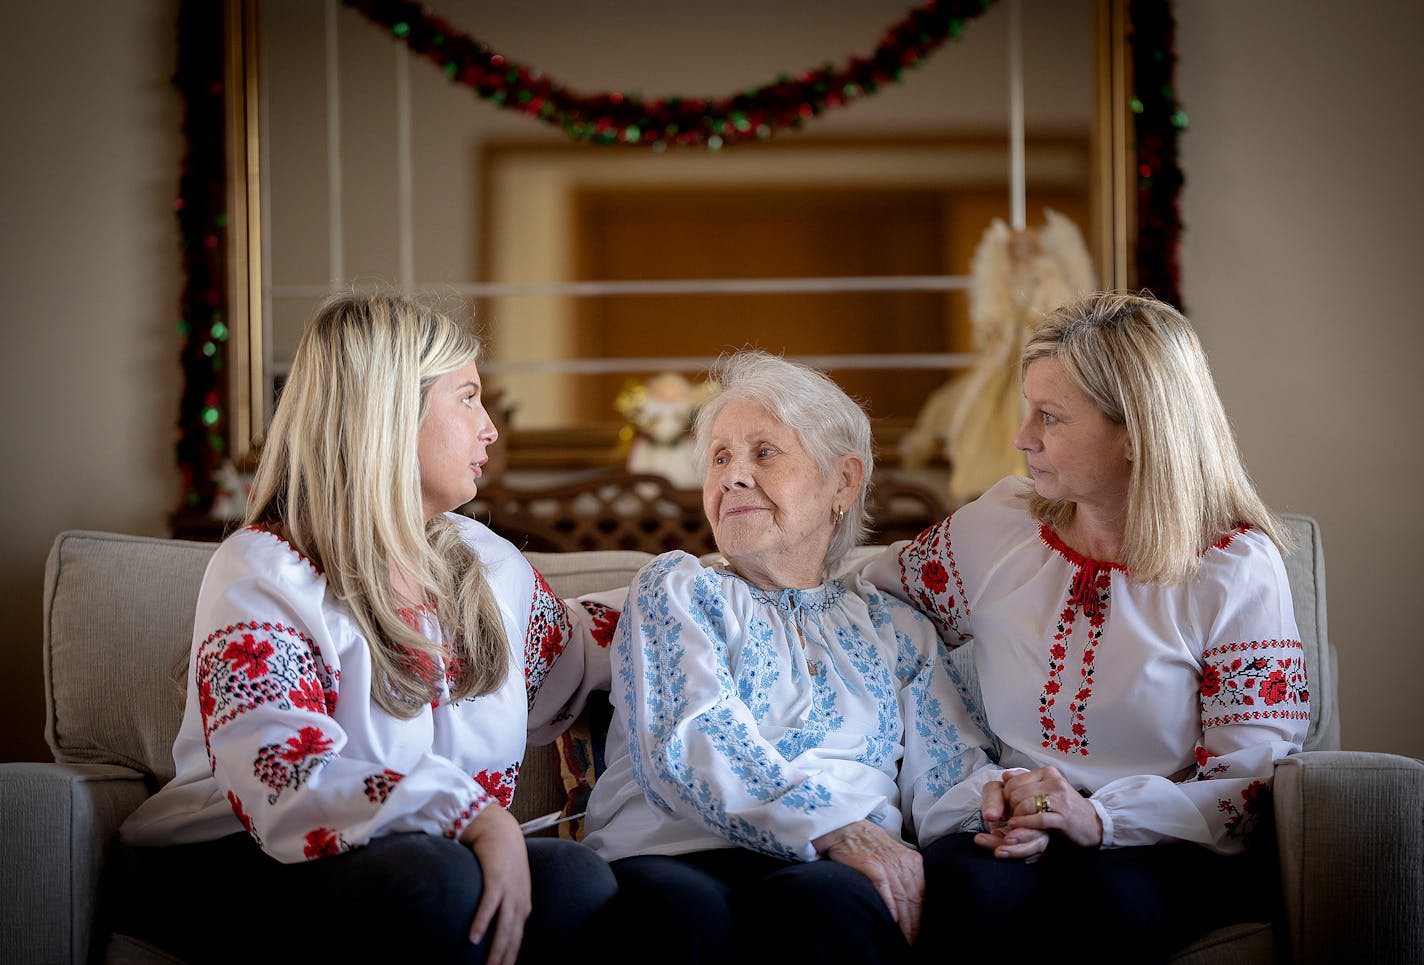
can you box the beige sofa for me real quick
[2,519,1421,964]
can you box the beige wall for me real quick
[1176,2,1424,758]
[0,0,183,760]
[1,0,1420,763]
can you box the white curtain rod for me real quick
[479,353,978,375]
[270,274,974,299]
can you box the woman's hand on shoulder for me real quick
[813,819,923,944]
[458,805,531,965]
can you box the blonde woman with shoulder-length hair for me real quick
[1020,290,1291,583]
[121,292,617,965]
[860,291,1308,963]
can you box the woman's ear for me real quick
[836,455,865,506]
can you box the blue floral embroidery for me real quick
[735,616,778,721]
[775,674,841,761]
[836,624,899,768]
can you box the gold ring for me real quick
[1034,794,1052,813]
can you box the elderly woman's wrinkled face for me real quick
[702,398,855,591]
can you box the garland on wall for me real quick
[1128,0,1186,309]
[343,0,996,149]
[174,0,230,513]
[172,0,1184,511]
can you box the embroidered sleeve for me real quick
[195,556,493,864]
[525,568,623,746]
[878,589,1000,846]
[856,517,972,647]
[1092,533,1308,854]
[614,553,890,861]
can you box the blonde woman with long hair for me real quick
[860,292,1307,963]
[121,293,617,964]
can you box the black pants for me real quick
[915,832,1277,965]
[119,830,616,964]
[607,847,910,965]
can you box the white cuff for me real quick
[1088,796,1114,848]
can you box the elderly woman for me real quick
[860,292,1308,963]
[582,350,991,964]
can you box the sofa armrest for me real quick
[0,761,153,965]
[1273,750,1424,965]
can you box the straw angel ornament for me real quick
[901,209,1096,506]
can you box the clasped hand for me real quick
[974,765,1103,860]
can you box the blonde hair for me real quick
[244,292,509,717]
[1021,291,1291,583]
[693,349,874,571]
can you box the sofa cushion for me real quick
[524,549,651,599]
[44,532,217,785]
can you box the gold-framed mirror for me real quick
[212,0,1139,492]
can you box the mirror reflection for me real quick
[233,0,1114,522]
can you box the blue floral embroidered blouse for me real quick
[583,551,992,862]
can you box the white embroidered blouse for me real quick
[121,516,617,863]
[582,551,993,863]
[857,476,1309,854]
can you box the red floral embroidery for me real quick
[1193,743,1229,778]
[474,762,520,809]
[198,676,216,721]
[226,790,256,838]
[195,621,339,767]
[396,603,434,632]
[224,633,274,680]
[524,568,572,704]
[363,768,405,804]
[1260,670,1289,705]
[897,518,970,643]
[254,725,335,803]
[581,600,620,649]
[1200,665,1222,699]
[447,793,493,840]
[1036,527,1125,758]
[280,725,334,763]
[1219,779,1271,839]
[1200,639,1308,728]
[303,827,346,859]
[290,676,326,713]
[921,559,950,594]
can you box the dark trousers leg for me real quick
[610,848,909,965]
[607,852,741,965]
[748,857,910,965]
[916,832,1276,965]
[122,831,614,965]
[521,836,618,963]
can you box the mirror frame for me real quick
[216,0,1137,475]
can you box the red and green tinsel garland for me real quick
[173,0,230,513]
[1129,0,1186,309]
[343,0,995,149]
